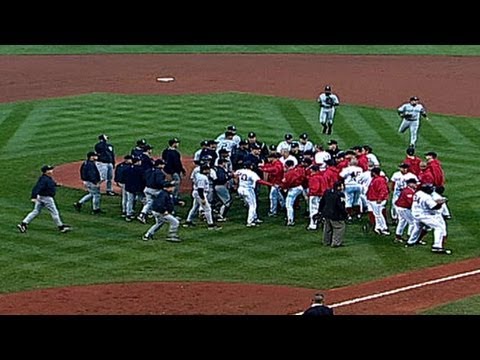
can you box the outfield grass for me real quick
[422,295,480,315]
[1,45,480,56]
[0,92,478,297]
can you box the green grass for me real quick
[1,92,479,299]
[422,295,480,315]
[2,45,480,56]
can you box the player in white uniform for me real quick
[313,144,331,170]
[234,162,272,227]
[389,163,418,223]
[317,85,340,135]
[397,96,429,148]
[339,158,363,220]
[405,184,451,254]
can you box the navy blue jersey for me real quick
[151,190,175,213]
[80,160,101,183]
[31,174,57,198]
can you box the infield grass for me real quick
[0,92,478,296]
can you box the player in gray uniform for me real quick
[298,133,315,154]
[397,96,429,148]
[17,165,72,233]
[317,85,340,135]
[74,151,103,214]
[183,164,222,230]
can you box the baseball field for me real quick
[1,45,479,314]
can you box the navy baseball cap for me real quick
[240,139,249,146]
[200,140,209,147]
[143,144,153,150]
[325,85,332,92]
[410,96,419,101]
[227,125,237,132]
[41,165,54,173]
[300,132,308,140]
[425,151,438,158]
[154,159,166,166]
[398,163,410,169]
[285,133,293,140]
[124,154,133,160]
[327,139,338,145]
[168,138,180,146]
[87,151,98,158]
[248,132,256,138]
[406,147,415,155]
[290,142,299,148]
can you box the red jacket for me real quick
[403,156,422,176]
[260,160,284,185]
[357,154,369,171]
[427,159,445,187]
[281,166,305,189]
[418,168,435,185]
[367,175,389,201]
[323,167,340,190]
[308,172,328,196]
[395,186,415,209]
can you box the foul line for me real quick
[295,268,480,314]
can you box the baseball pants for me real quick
[398,120,419,146]
[22,196,64,227]
[78,181,101,210]
[145,212,179,238]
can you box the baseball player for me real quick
[17,165,72,234]
[183,164,222,230]
[259,152,285,217]
[215,125,241,146]
[137,159,168,224]
[405,184,451,254]
[114,154,133,217]
[298,133,315,154]
[74,151,103,214]
[389,163,418,224]
[317,85,340,135]
[142,181,181,242]
[162,138,187,203]
[234,161,272,227]
[393,178,418,243]
[306,165,328,230]
[281,160,306,226]
[397,96,429,148]
[366,167,390,235]
[277,133,294,153]
[339,158,364,220]
[94,134,116,195]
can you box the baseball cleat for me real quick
[17,223,27,233]
[142,234,153,241]
[73,202,82,212]
[431,247,452,255]
[59,225,72,233]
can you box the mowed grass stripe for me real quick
[1,92,480,296]
[274,98,320,141]
[0,103,35,153]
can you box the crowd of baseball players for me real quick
[17,87,452,254]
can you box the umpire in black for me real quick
[94,134,116,195]
[318,180,348,247]
[162,137,186,203]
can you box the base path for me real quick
[2,53,479,314]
